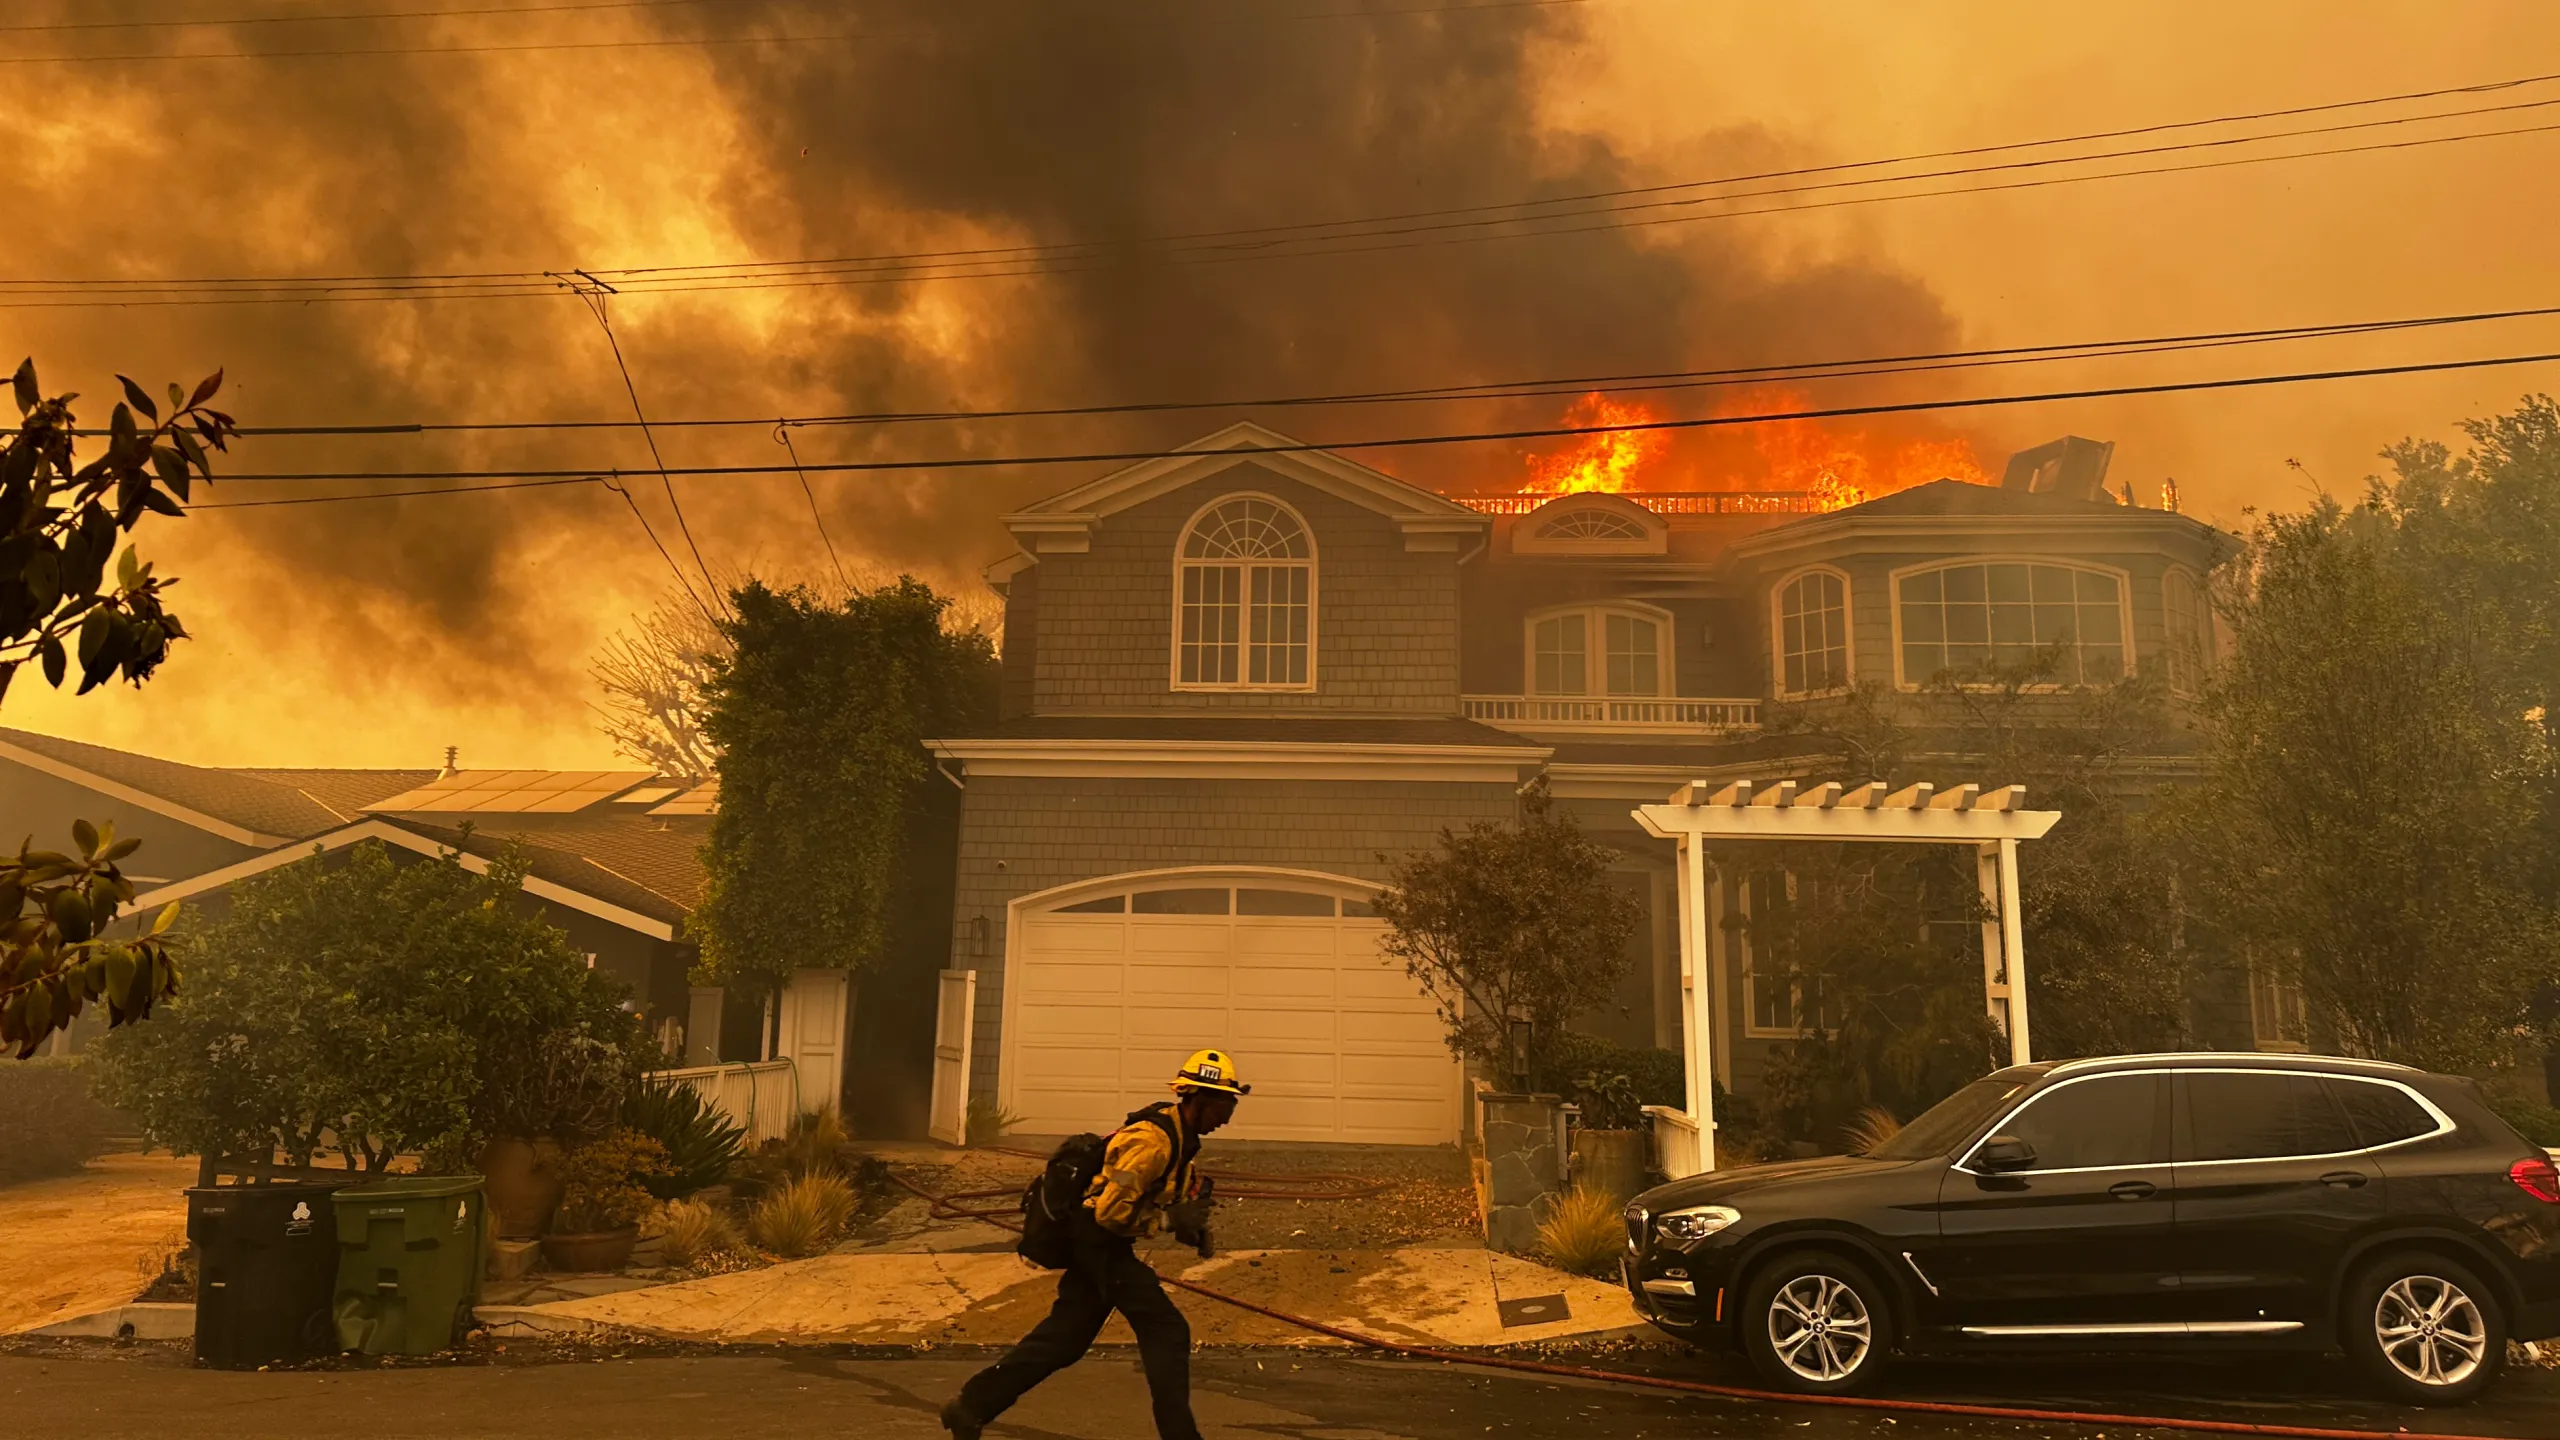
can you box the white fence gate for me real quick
[776,967,850,1119]
[927,969,977,1145]
[650,1059,798,1145]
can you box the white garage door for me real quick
[1002,875,1461,1145]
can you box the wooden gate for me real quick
[927,968,977,1145]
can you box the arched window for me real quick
[1536,507,1651,542]
[1528,605,1669,697]
[1175,495,1314,689]
[1774,569,1850,696]
[1894,560,2127,687]
[2164,567,2211,696]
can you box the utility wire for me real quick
[776,423,849,590]
[173,345,2560,503]
[0,0,751,32]
[158,301,2560,439]
[9,73,2560,305]
[561,273,723,617]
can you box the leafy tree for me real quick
[693,578,998,996]
[592,585,728,783]
[1375,782,1642,1089]
[2158,416,2560,1072]
[5,355,235,1057]
[91,840,643,1171]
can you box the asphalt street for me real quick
[7,1342,2558,1439]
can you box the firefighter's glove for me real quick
[1167,1193,1215,1252]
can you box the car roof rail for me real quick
[2042,1051,2422,1078]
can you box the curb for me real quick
[27,1303,195,1341]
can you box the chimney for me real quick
[2000,436,2117,502]
[440,745,459,778]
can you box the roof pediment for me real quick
[998,422,1486,556]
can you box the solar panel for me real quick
[648,778,721,816]
[365,769,658,814]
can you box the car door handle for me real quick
[2319,1171,2368,1189]
[2108,1180,2157,1200]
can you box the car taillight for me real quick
[2511,1156,2560,1204]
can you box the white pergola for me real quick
[1631,779,2062,1178]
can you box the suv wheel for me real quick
[1739,1250,1893,1395]
[2342,1252,2506,1405]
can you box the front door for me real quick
[2169,1069,2385,1333]
[1927,1071,2183,1332]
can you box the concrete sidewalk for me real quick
[478,1245,1652,1350]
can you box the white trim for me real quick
[1511,492,1670,556]
[1001,422,1485,539]
[0,738,287,848]
[1951,1066,2455,1176]
[127,818,679,941]
[1170,491,1319,694]
[928,738,1546,784]
[1726,507,2225,564]
[1769,564,1855,699]
[1886,555,2137,691]
[1522,600,1675,700]
[1962,1321,2303,1338]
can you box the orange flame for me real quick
[1520,392,1668,494]
[1515,386,1991,510]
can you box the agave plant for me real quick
[621,1076,747,1200]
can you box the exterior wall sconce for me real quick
[968,914,991,957]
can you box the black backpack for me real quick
[1016,1107,1182,1269]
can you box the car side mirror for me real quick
[1973,1136,2038,1173]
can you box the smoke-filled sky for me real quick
[7,0,2558,767]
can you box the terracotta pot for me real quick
[478,1136,566,1239]
[540,1225,639,1274]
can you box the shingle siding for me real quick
[947,774,1519,1107]
[1029,462,1462,716]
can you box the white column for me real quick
[1679,834,1718,1171]
[1975,843,2009,1034]
[1707,869,1736,1093]
[1998,837,2032,1065]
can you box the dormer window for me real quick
[1528,604,1670,697]
[1175,494,1315,689]
[1511,492,1669,555]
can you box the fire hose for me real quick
[882,1163,2520,1440]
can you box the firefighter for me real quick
[942,1049,1247,1440]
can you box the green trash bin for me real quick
[330,1174,487,1355]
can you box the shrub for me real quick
[0,1058,127,1184]
[773,1106,847,1179]
[2486,1087,2560,1148]
[964,1096,1019,1148]
[1842,1104,1903,1155]
[621,1078,745,1199]
[748,1172,857,1258]
[655,1198,743,1267]
[555,1129,675,1233]
[1543,1031,1684,1111]
[1535,1185,1624,1277]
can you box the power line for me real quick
[169,300,2560,438]
[776,424,849,590]
[8,71,2559,306]
[0,0,749,33]
[173,345,2560,505]
[561,273,724,617]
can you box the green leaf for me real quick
[139,487,185,518]
[151,900,180,935]
[71,819,97,856]
[166,382,184,413]
[109,402,138,454]
[76,607,109,666]
[104,837,140,863]
[171,427,207,472]
[105,946,136,1003]
[23,979,48,1038]
[11,358,35,417]
[117,545,140,589]
[188,369,223,409]
[38,635,65,688]
[116,375,157,423]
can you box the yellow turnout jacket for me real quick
[1082,1102,1198,1238]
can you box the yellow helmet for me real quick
[1172,1048,1250,1097]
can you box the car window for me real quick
[1974,1073,2168,1171]
[2180,1071,2359,1162]
[1865,1074,2030,1160]
[2326,1077,2441,1148]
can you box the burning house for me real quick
[927,419,2234,1148]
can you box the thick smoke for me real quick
[4,0,1963,762]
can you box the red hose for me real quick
[879,1166,2513,1440]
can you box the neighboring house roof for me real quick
[0,726,398,845]
[230,767,444,822]
[954,715,1543,748]
[131,815,696,941]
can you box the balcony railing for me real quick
[1462,694,1762,734]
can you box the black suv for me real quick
[1620,1053,2560,1404]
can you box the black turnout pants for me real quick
[956,1213,1200,1440]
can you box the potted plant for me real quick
[477,1007,644,1238]
[1566,1069,1648,1203]
[541,1129,675,1273]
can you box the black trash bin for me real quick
[187,1181,350,1369]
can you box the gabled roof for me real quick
[1724,479,2231,566]
[999,421,1487,557]
[1,727,427,846]
[1832,479,2136,519]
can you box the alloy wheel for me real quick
[1766,1272,1874,1383]
[2374,1274,2488,1388]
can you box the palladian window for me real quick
[1775,569,1850,695]
[1896,561,2126,686]
[1176,496,1314,689]
[1529,606,1667,697]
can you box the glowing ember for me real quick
[1521,392,1668,494]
